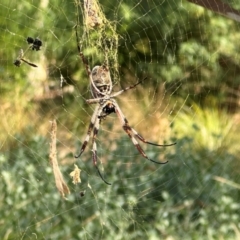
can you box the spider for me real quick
[75,30,176,185]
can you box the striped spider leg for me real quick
[75,100,113,185]
[111,99,176,165]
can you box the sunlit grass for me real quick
[0,81,83,154]
[0,87,39,150]
[173,103,238,154]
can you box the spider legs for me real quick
[75,25,92,77]
[113,100,176,164]
[122,124,174,164]
[122,124,168,164]
[75,105,100,158]
[92,116,111,185]
[130,128,176,147]
[111,77,147,98]
[75,104,111,185]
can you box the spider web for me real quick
[1,0,240,239]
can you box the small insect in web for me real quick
[75,27,176,185]
[14,49,38,68]
[26,37,42,51]
[14,37,42,68]
[79,191,86,197]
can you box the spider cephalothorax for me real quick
[90,65,112,98]
[75,29,176,185]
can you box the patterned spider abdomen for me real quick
[90,65,113,98]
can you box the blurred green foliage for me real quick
[1,0,240,239]
[0,0,240,105]
[1,128,240,239]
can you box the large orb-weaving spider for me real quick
[75,30,176,185]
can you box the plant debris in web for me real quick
[49,119,70,199]
[14,49,38,68]
[69,164,81,184]
[82,0,104,28]
[13,36,42,68]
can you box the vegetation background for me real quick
[1,0,240,239]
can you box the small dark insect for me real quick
[27,37,42,51]
[13,49,38,68]
[26,37,34,44]
[13,59,21,67]
[79,191,85,197]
